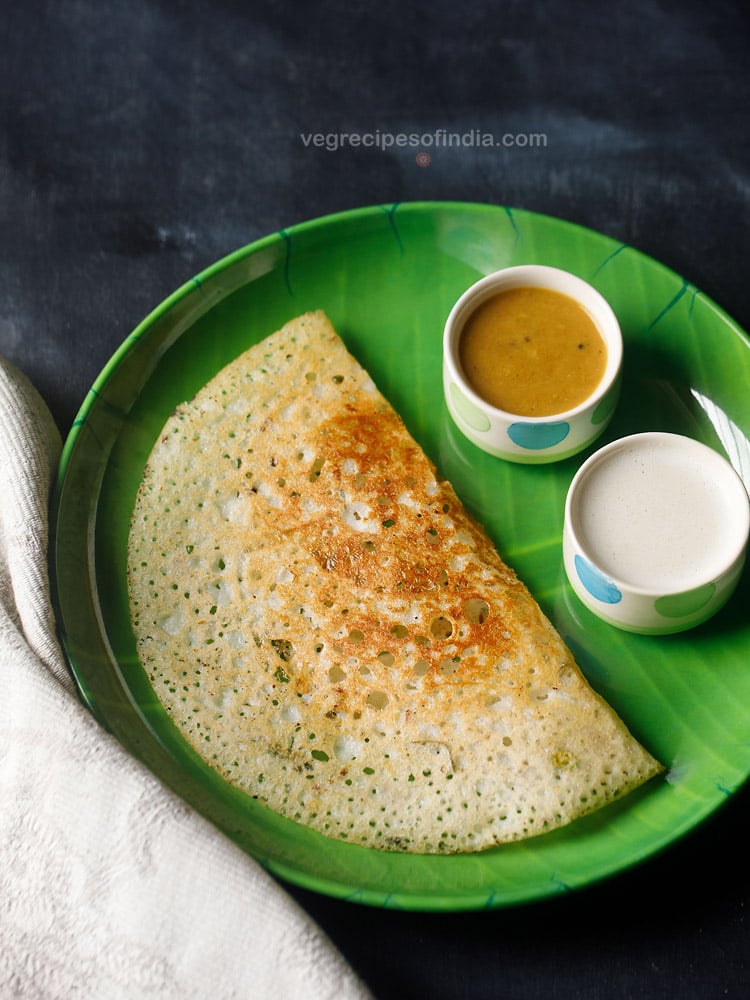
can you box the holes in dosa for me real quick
[308,455,326,482]
[365,690,389,711]
[463,598,490,624]
[430,616,453,640]
[319,599,493,698]
[270,639,293,662]
[439,658,460,676]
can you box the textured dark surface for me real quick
[2,1,748,996]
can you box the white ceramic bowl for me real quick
[443,265,623,463]
[563,432,750,634]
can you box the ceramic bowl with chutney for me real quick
[443,264,623,463]
[563,432,750,634]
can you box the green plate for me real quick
[51,201,750,911]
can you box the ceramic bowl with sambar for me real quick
[443,264,623,463]
[563,432,750,634]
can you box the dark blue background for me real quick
[2,2,748,996]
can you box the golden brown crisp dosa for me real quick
[127,311,661,853]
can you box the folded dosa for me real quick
[127,311,661,853]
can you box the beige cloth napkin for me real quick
[0,356,372,1000]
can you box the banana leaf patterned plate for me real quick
[51,202,750,910]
